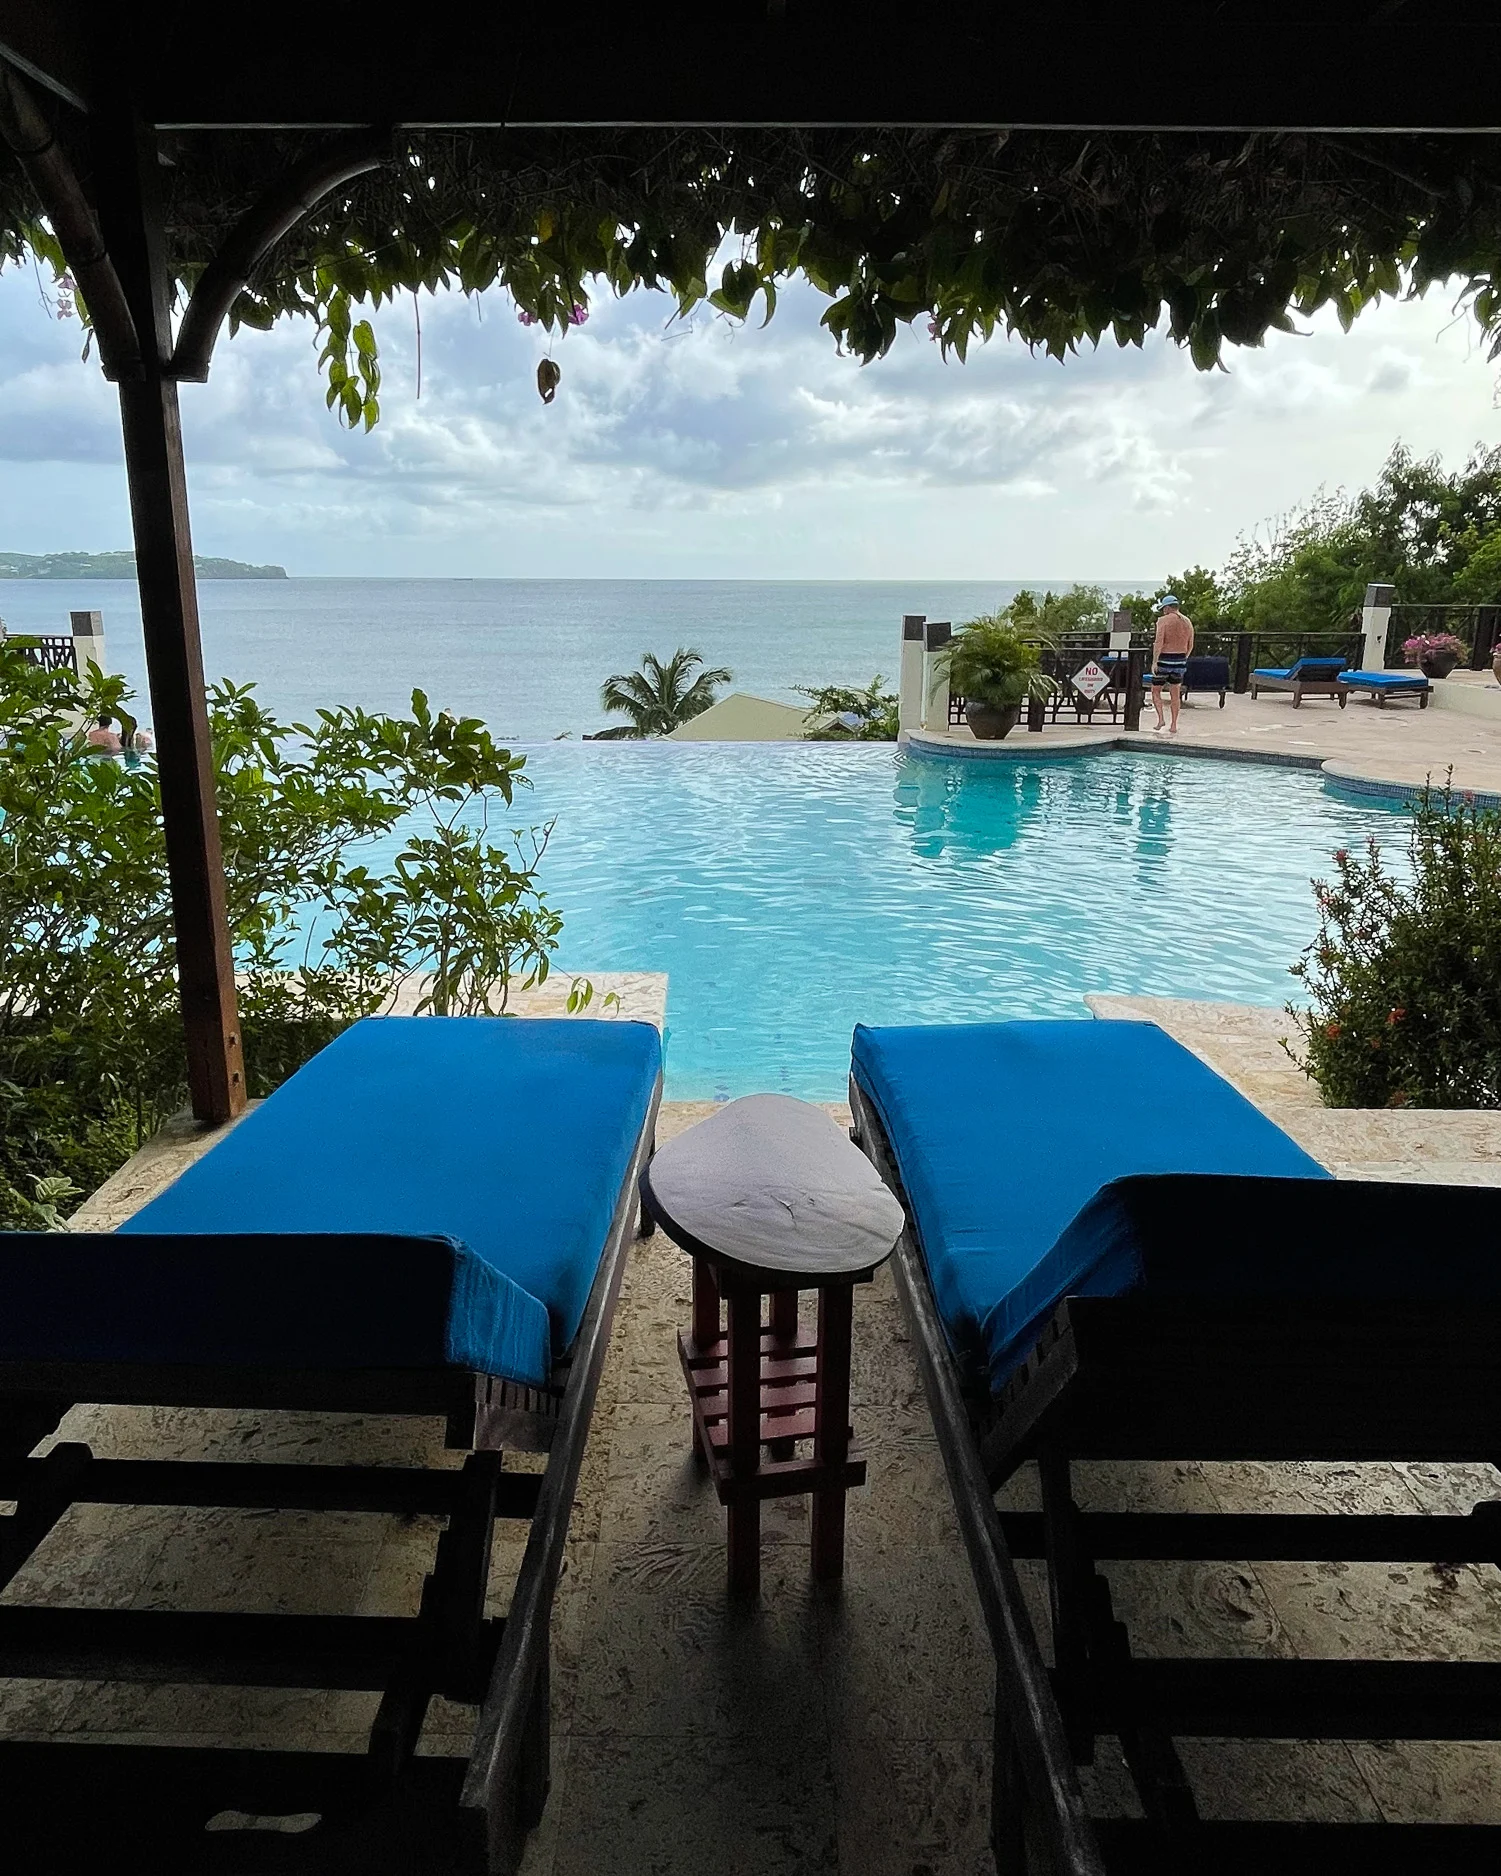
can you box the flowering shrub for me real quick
[1286,786,1501,1107]
[1401,631,1468,664]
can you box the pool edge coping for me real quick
[901,728,1501,809]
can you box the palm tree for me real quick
[596,646,733,739]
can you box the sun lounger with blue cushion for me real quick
[0,1015,661,1873]
[1248,654,1347,705]
[849,1018,1501,1874]
[1337,668,1432,708]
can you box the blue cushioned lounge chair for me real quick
[849,1019,1501,1874]
[0,1015,662,1874]
[1248,654,1346,705]
[1337,669,1432,709]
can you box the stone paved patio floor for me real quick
[907,683,1501,801]
[7,1003,1501,1870]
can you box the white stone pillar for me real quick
[922,619,952,731]
[1358,583,1394,671]
[898,614,925,738]
[70,609,107,680]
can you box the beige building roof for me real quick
[665,692,816,741]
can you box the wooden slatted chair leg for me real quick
[1039,1450,1096,1764]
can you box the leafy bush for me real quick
[0,645,563,1224]
[1286,787,1501,1107]
[999,585,1109,638]
[944,617,1055,710]
[799,675,899,741]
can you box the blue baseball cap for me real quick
[1157,594,1180,610]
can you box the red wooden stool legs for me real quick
[811,1283,854,1582]
[678,1257,868,1598]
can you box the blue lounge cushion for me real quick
[0,1231,551,1381]
[1338,670,1430,689]
[1252,657,1347,680]
[117,1016,662,1384]
[850,1020,1329,1391]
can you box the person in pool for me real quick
[1150,595,1194,733]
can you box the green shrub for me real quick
[1287,786,1501,1107]
[944,617,1055,710]
[0,644,563,1224]
[799,675,899,740]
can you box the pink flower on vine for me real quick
[516,308,540,327]
[927,317,940,339]
[568,303,589,326]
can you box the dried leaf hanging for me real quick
[537,358,561,404]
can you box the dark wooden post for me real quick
[725,1284,763,1598]
[810,1280,854,1580]
[92,107,245,1124]
[1232,632,1254,694]
[1123,648,1146,731]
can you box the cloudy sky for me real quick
[0,253,1498,581]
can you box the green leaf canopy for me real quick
[6,126,1501,413]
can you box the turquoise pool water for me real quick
[485,743,1403,1099]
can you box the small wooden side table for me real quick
[640,1095,904,1597]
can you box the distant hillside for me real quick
[0,551,287,580]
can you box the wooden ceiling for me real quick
[3,3,1499,134]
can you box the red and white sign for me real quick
[1071,660,1112,701]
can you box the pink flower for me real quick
[1388,1007,1406,1025]
[516,309,540,327]
[568,303,589,326]
[1325,1022,1342,1040]
[927,317,940,339]
[1333,849,1348,863]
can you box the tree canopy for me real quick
[1120,444,1501,634]
[7,125,1501,426]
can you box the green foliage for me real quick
[1120,445,1501,638]
[1117,568,1228,633]
[14,127,1501,422]
[596,647,732,738]
[943,618,1055,710]
[799,675,899,741]
[0,645,563,1224]
[1286,787,1501,1108]
[1001,585,1110,638]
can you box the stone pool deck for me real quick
[6,994,1499,1871]
[907,681,1501,803]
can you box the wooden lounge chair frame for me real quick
[1337,674,1432,709]
[1247,660,1346,707]
[0,1075,661,1875]
[850,1076,1501,1875]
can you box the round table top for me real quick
[642,1093,905,1276]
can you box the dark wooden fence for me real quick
[1385,604,1501,670]
[8,634,79,675]
[946,629,1369,733]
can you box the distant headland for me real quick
[0,551,287,580]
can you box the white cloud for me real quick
[0,257,1498,578]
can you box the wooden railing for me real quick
[945,629,1380,733]
[1385,604,1501,670]
[9,634,79,675]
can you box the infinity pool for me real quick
[492,743,1403,1099]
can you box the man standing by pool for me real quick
[1150,595,1194,733]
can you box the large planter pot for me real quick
[965,701,1021,740]
[1420,649,1459,680]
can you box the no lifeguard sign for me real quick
[1071,659,1111,701]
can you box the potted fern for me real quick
[943,616,1055,739]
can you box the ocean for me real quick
[0,577,1144,742]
